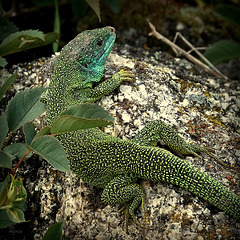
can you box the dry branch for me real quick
[148,21,228,80]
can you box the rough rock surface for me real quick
[2,44,240,239]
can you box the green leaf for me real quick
[0,151,12,169]
[7,175,27,208]
[2,29,44,43]
[0,73,18,101]
[0,30,44,56]
[204,40,240,65]
[33,126,51,141]
[53,0,60,53]
[23,122,37,145]
[43,222,63,240]
[0,113,8,149]
[51,104,114,134]
[6,208,26,223]
[6,87,46,132]
[0,30,59,57]
[44,32,59,46]
[0,57,7,67]
[28,135,70,172]
[62,104,114,120]
[4,143,32,160]
[85,0,101,22]
[0,175,10,208]
[0,210,15,229]
[214,5,240,26]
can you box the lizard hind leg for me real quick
[132,120,228,167]
[101,174,149,231]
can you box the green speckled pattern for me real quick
[46,27,116,124]
[57,128,240,221]
[46,27,240,223]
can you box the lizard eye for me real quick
[82,62,88,68]
[96,39,104,47]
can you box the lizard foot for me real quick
[120,202,151,233]
[101,174,151,232]
[188,143,229,167]
[114,69,135,83]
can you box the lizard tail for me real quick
[132,146,240,221]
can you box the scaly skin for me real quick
[46,26,240,227]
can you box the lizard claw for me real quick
[187,143,229,167]
[201,146,229,167]
[120,199,151,232]
[117,69,135,83]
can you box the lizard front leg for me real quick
[83,70,134,102]
[132,120,228,167]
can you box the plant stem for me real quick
[12,150,31,176]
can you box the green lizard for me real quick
[46,26,240,228]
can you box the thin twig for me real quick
[148,21,228,80]
[186,47,207,54]
[173,32,224,77]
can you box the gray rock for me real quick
[3,44,240,239]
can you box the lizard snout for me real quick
[108,26,115,33]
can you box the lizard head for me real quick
[60,26,116,88]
